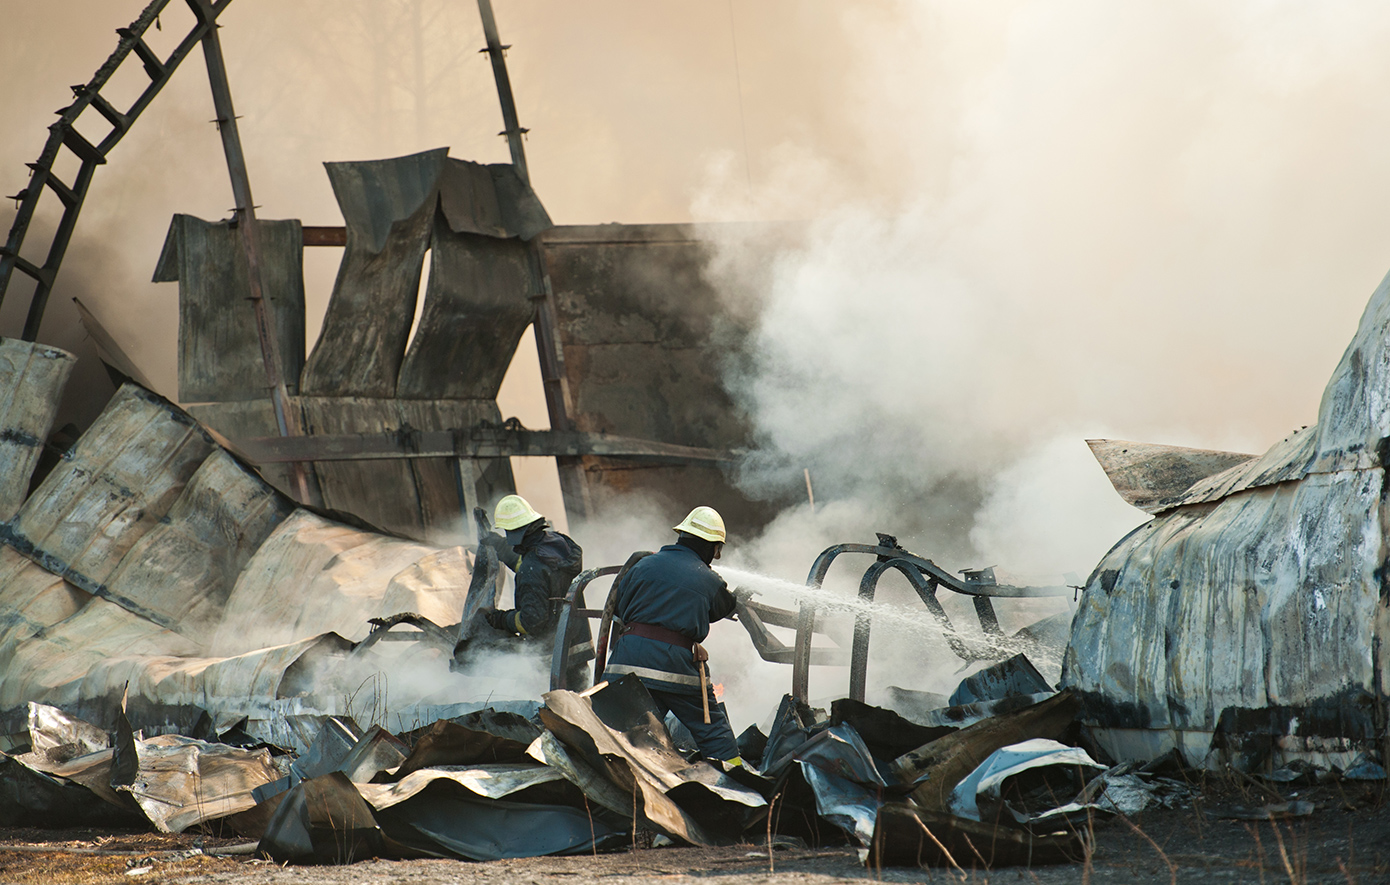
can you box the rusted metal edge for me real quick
[234,428,736,465]
[73,297,157,390]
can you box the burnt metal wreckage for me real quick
[5,671,1171,866]
[5,0,1390,874]
[1069,265,1390,774]
[0,315,1149,869]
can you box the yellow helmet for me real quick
[673,506,726,543]
[494,494,543,531]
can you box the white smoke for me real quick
[684,0,1390,715]
[695,0,1390,573]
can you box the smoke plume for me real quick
[695,0,1390,574]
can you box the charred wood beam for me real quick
[894,690,1080,812]
[235,427,737,465]
[301,226,346,246]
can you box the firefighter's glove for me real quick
[484,609,513,633]
[479,532,508,557]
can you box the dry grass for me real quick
[0,850,243,885]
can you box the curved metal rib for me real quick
[794,539,1054,700]
[849,559,974,701]
[549,565,622,691]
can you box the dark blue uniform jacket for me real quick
[497,530,591,661]
[603,544,737,695]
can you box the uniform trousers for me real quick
[646,685,739,761]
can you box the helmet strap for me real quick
[676,532,719,565]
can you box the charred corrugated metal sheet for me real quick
[0,364,496,740]
[73,298,157,392]
[184,399,300,505]
[0,339,76,522]
[173,151,783,539]
[101,449,293,644]
[0,546,89,681]
[183,150,548,540]
[540,224,775,525]
[2,592,385,731]
[213,509,471,655]
[355,764,565,808]
[299,152,549,400]
[301,150,445,398]
[192,397,516,543]
[1066,268,1390,770]
[0,593,201,722]
[2,385,216,621]
[396,215,536,400]
[122,733,282,833]
[1149,426,1320,513]
[437,158,551,241]
[155,214,306,402]
[538,676,766,846]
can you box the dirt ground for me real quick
[1,779,1386,885]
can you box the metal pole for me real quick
[477,0,529,183]
[475,0,590,519]
[197,9,313,504]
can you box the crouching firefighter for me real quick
[602,506,741,763]
[477,495,592,686]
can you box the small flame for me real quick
[713,683,725,700]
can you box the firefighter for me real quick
[479,495,591,685]
[602,506,741,762]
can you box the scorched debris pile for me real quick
[5,667,1188,866]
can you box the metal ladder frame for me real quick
[1,0,235,340]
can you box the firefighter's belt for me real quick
[622,622,694,652]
